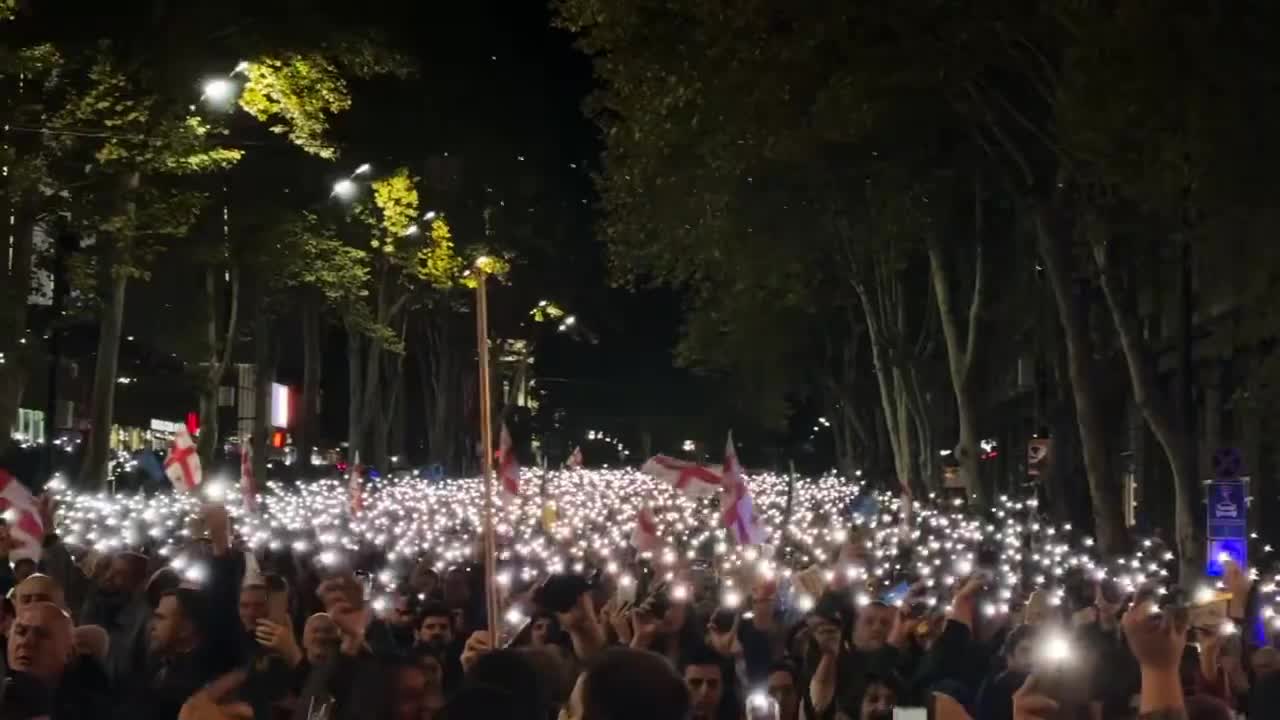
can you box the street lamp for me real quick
[423,210,438,221]
[331,178,359,201]
[201,78,238,107]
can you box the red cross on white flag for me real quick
[164,427,202,492]
[720,431,765,545]
[0,469,45,554]
[641,454,723,497]
[498,423,520,500]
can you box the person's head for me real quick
[238,583,269,633]
[7,602,74,684]
[530,613,555,647]
[767,662,800,720]
[565,647,689,720]
[390,658,429,720]
[682,646,730,720]
[13,574,65,611]
[12,557,36,583]
[101,552,147,595]
[418,603,453,650]
[859,675,899,720]
[853,602,895,651]
[1002,623,1039,675]
[751,580,778,617]
[145,567,181,609]
[468,649,562,720]
[443,567,471,607]
[388,593,415,629]
[150,588,203,656]
[411,562,439,596]
[303,613,339,665]
[73,624,110,660]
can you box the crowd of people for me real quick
[0,493,1276,720]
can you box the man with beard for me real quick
[368,591,417,656]
[416,603,463,693]
[120,505,244,720]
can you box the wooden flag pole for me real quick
[474,267,500,646]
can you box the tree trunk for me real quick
[1035,211,1129,555]
[80,273,128,489]
[198,266,239,465]
[296,301,323,469]
[925,179,986,502]
[251,292,271,488]
[0,195,34,452]
[346,328,364,464]
[856,278,913,496]
[1091,230,1201,581]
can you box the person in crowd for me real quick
[11,574,65,610]
[682,643,741,720]
[858,673,900,720]
[4,601,109,720]
[738,579,791,684]
[302,612,340,666]
[40,494,152,685]
[418,602,465,691]
[562,647,690,720]
[766,661,801,720]
[974,623,1038,720]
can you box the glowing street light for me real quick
[331,178,359,201]
[423,210,438,221]
[353,163,372,176]
[201,78,238,107]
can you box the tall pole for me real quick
[474,268,500,645]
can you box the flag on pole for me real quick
[641,455,723,497]
[164,427,202,492]
[498,423,520,500]
[567,445,584,469]
[0,469,45,555]
[240,439,257,511]
[720,432,765,545]
[630,505,661,552]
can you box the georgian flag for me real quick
[641,455,723,497]
[164,427,202,492]
[720,432,765,545]
[630,505,661,552]
[0,469,44,554]
[240,439,257,511]
[567,445,584,469]
[498,423,520,500]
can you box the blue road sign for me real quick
[1206,479,1247,576]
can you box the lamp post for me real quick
[473,257,500,645]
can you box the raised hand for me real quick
[1122,601,1187,673]
[460,629,492,674]
[705,613,743,658]
[256,618,303,667]
[179,670,253,720]
[317,576,368,653]
[1012,675,1058,720]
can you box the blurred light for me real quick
[201,78,237,106]
[332,179,358,200]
